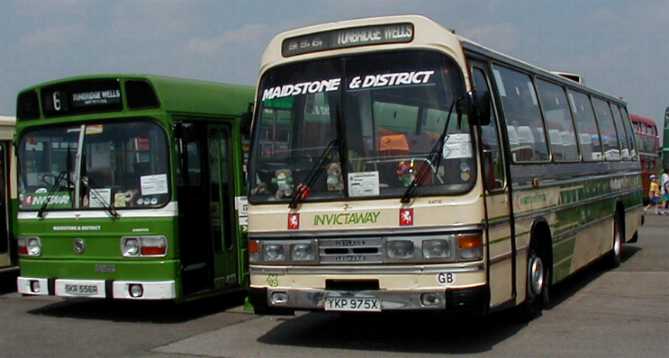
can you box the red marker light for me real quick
[140,246,166,256]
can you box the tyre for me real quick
[517,243,550,320]
[605,215,623,268]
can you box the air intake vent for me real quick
[17,91,40,120]
[125,80,159,109]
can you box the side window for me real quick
[592,97,620,160]
[535,80,579,161]
[472,67,504,190]
[610,103,630,160]
[619,106,637,159]
[568,90,603,161]
[492,65,548,162]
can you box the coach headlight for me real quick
[263,243,286,262]
[422,238,452,259]
[290,242,316,262]
[386,240,415,260]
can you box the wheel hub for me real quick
[529,255,544,296]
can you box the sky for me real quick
[1,0,667,134]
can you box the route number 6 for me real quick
[52,91,62,111]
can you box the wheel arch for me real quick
[529,217,553,279]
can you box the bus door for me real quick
[0,142,10,269]
[471,62,515,307]
[206,125,238,289]
[177,122,214,295]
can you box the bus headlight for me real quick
[263,244,286,262]
[27,237,42,256]
[291,242,315,261]
[386,240,415,259]
[121,236,168,257]
[122,238,140,257]
[422,239,452,259]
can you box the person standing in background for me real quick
[646,174,662,215]
[661,169,669,215]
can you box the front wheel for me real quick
[517,245,550,320]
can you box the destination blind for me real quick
[282,23,414,57]
[42,79,123,116]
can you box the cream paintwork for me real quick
[249,15,643,312]
[257,15,471,94]
[0,116,15,268]
[249,189,484,233]
[250,270,486,291]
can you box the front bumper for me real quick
[250,285,489,312]
[17,276,177,300]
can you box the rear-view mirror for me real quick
[458,91,491,126]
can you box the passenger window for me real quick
[535,80,579,161]
[592,98,620,160]
[472,67,504,190]
[567,90,603,161]
[492,65,548,162]
[619,106,637,159]
[610,103,630,160]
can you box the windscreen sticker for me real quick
[21,192,71,209]
[348,171,380,197]
[140,174,168,196]
[235,196,249,232]
[88,188,112,208]
[262,78,341,101]
[442,133,472,159]
[347,70,435,90]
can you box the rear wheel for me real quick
[605,216,623,268]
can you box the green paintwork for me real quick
[15,74,255,301]
[513,173,642,283]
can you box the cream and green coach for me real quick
[246,15,643,316]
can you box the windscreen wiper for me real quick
[289,138,340,209]
[81,176,119,219]
[37,171,74,219]
[401,97,461,203]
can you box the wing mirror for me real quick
[457,91,491,126]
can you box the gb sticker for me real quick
[436,272,456,286]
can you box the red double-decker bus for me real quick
[630,114,659,203]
